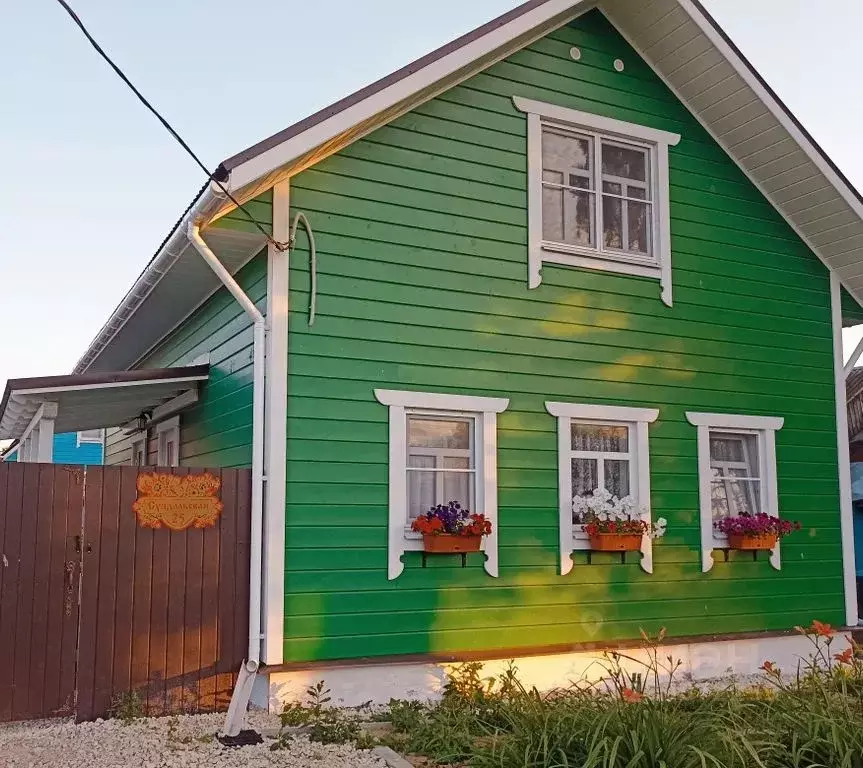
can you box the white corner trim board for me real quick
[545,401,659,575]
[830,272,859,627]
[514,97,679,306]
[685,411,783,573]
[375,389,509,580]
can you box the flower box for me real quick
[422,533,482,554]
[588,532,643,552]
[727,532,777,551]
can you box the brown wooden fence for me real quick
[0,463,251,722]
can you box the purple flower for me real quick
[420,501,471,534]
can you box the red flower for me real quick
[621,688,643,703]
[811,620,835,638]
[834,647,854,665]
[760,661,776,673]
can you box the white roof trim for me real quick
[226,0,592,192]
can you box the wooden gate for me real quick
[0,463,251,722]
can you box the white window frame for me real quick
[686,412,784,573]
[76,429,104,447]
[513,97,680,307]
[130,434,147,467]
[155,416,180,467]
[546,402,659,575]
[375,389,509,580]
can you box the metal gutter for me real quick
[72,175,229,374]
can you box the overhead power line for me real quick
[53,0,287,250]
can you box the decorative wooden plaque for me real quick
[133,472,223,531]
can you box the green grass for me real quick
[375,625,863,767]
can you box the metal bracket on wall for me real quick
[421,552,468,568]
[585,551,628,566]
[720,548,761,563]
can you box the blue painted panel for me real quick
[3,432,104,465]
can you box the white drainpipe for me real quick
[187,222,266,671]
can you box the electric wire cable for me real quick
[53,0,288,251]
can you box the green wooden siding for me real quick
[216,10,845,662]
[104,254,266,468]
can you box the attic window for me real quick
[513,97,680,306]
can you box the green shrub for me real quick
[378,622,863,767]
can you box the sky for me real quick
[1,0,862,395]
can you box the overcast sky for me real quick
[1,0,861,394]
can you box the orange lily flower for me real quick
[834,647,854,665]
[811,620,835,638]
[621,688,643,703]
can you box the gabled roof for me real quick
[75,0,863,373]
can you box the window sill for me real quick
[531,244,670,307]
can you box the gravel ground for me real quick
[0,712,388,768]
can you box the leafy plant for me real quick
[376,620,863,767]
[109,689,144,724]
[274,680,370,749]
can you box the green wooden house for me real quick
[5,0,863,718]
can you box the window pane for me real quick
[628,187,647,200]
[602,143,647,184]
[408,471,435,521]
[709,432,759,477]
[544,187,594,246]
[408,418,470,449]
[443,458,474,511]
[602,180,622,194]
[408,455,435,469]
[572,423,629,452]
[604,459,630,497]
[542,129,592,176]
[542,185,564,242]
[711,479,761,518]
[572,458,599,498]
[626,200,650,255]
[603,195,623,249]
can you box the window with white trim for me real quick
[131,435,147,467]
[375,389,509,580]
[546,402,659,575]
[77,429,104,446]
[155,416,180,467]
[686,412,784,572]
[513,97,680,305]
[407,415,476,523]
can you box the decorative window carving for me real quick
[514,97,680,305]
[686,412,784,572]
[546,402,659,574]
[375,389,509,580]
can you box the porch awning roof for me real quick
[0,365,209,440]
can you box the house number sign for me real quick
[133,472,223,531]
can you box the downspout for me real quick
[187,221,266,668]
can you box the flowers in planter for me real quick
[411,501,492,537]
[714,512,800,539]
[572,488,667,539]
